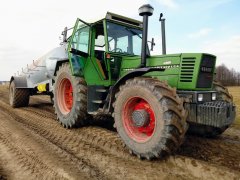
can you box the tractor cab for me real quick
[68,13,147,84]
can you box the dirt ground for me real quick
[0,85,239,180]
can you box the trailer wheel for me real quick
[9,80,30,108]
[113,77,188,159]
[53,63,87,128]
[188,81,234,137]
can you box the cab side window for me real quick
[71,26,90,54]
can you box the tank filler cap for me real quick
[138,4,154,16]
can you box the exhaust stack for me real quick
[159,13,166,55]
[139,4,154,67]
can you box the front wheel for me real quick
[53,63,87,128]
[113,77,188,159]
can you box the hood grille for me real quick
[180,57,196,82]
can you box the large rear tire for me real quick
[188,81,234,137]
[53,63,87,128]
[113,77,188,159]
[9,80,30,108]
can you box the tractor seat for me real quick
[96,58,106,79]
[95,50,105,61]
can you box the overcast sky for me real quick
[0,0,240,80]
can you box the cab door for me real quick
[68,18,90,76]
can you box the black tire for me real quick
[213,81,233,102]
[53,63,87,128]
[9,80,30,108]
[50,93,54,104]
[113,77,188,159]
[188,81,234,137]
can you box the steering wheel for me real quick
[110,48,122,53]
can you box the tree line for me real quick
[215,64,240,86]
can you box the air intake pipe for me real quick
[159,13,166,55]
[138,4,154,67]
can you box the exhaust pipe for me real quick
[139,4,154,67]
[159,13,166,55]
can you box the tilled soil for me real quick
[0,85,239,180]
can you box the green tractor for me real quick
[9,4,236,159]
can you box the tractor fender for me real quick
[54,59,69,76]
[10,76,28,88]
[107,67,165,113]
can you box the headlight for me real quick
[198,94,203,102]
[212,93,217,101]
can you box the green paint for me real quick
[67,13,216,91]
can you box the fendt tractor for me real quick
[9,4,236,159]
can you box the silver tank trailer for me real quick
[13,27,70,92]
[22,44,68,91]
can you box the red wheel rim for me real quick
[57,78,73,115]
[123,97,155,143]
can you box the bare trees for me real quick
[215,64,240,86]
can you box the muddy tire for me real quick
[213,81,233,102]
[53,63,87,128]
[9,80,30,108]
[113,77,188,159]
[50,93,54,104]
[189,81,234,137]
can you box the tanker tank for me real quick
[11,27,70,93]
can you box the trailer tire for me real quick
[9,80,30,108]
[113,77,188,159]
[53,63,87,128]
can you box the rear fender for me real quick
[10,76,28,88]
[54,59,69,76]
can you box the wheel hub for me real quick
[123,97,156,142]
[132,110,150,127]
[57,78,73,115]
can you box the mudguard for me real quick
[10,76,28,88]
[107,67,165,113]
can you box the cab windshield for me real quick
[107,22,149,56]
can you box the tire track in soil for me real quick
[0,102,236,179]
[177,133,240,171]
[0,110,103,180]
[0,85,240,179]
[0,101,177,179]
[23,94,240,173]
[0,165,7,180]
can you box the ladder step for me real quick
[92,100,104,104]
[96,89,108,93]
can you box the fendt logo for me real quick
[201,66,213,73]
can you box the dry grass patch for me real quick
[228,86,240,126]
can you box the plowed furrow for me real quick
[0,134,63,179]
[177,135,240,171]
[0,109,105,180]
[0,102,173,179]
[0,85,240,180]
[14,102,129,159]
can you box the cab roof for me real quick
[90,12,143,28]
